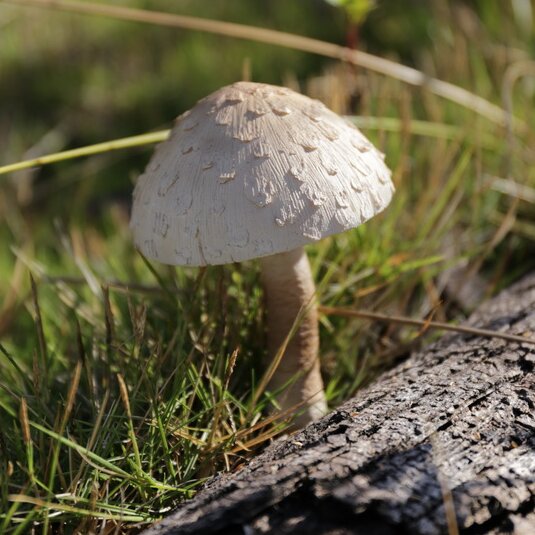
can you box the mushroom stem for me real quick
[259,246,327,427]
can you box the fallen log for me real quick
[144,274,535,535]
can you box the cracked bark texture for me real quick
[144,274,535,535]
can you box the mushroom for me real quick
[130,81,394,427]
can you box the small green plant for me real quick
[325,0,376,24]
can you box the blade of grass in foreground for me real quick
[319,306,535,346]
[5,0,522,130]
[0,118,500,178]
[0,131,169,176]
[7,494,148,522]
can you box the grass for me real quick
[1,0,535,533]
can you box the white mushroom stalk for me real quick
[260,247,325,427]
[130,82,394,427]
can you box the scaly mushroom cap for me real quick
[130,81,394,265]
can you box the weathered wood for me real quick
[144,274,535,535]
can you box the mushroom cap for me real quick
[130,81,394,266]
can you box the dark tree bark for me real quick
[144,274,535,535]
